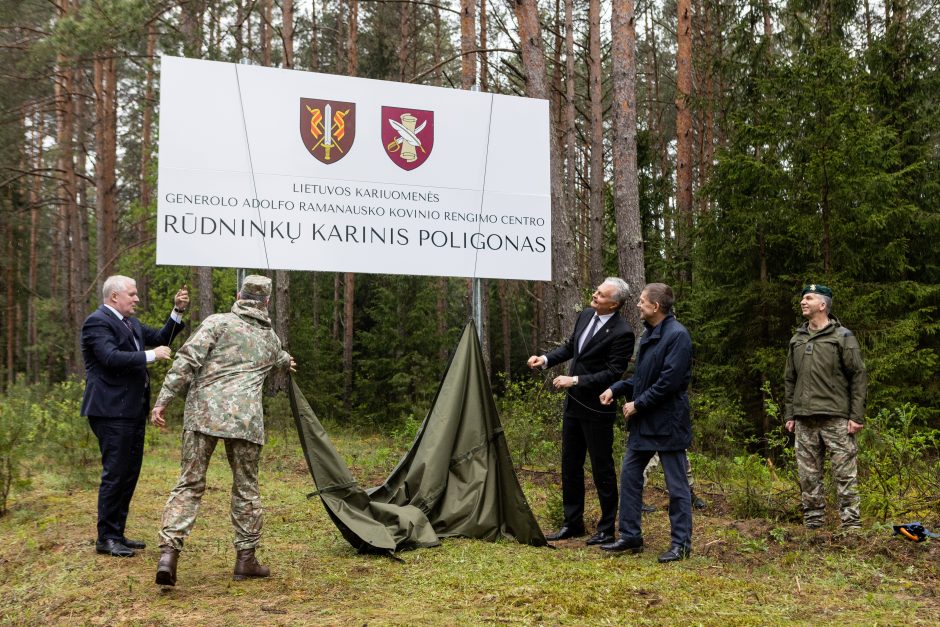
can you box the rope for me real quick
[233,63,272,272]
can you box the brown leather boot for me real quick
[233,548,270,580]
[155,546,179,586]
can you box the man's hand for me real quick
[151,405,167,428]
[552,375,576,389]
[527,355,545,369]
[847,420,864,435]
[623,401,637,421]
[289,358,297,373]
[785,420,795,433]
[174,284,190,312]
[599,389,615,405]
[153,346,172,360]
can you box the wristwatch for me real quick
[173,306,186,314]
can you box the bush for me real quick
[496,375,563,468]
[857,403,940,521]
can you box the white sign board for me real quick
[156,56,551,280]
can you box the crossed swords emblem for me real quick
[386,114,428,163]
[306,103,350,161]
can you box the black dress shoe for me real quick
[600,536,644,553]
[657,544,691,563]
[96,539,135,557]
[121,537,147,550]
[545,526,586,541]
[691,491,707,510]
[586,532,615,546]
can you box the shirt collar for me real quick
[103,304,125,321]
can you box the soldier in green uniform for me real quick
[784,284,867,530]
[150,275,295,586]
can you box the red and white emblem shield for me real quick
[300,98,356,164]
[381,106,434,171]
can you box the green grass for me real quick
[1,423,939,625]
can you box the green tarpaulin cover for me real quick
[289,321,547,553]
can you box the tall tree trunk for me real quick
[512,0,578,346]
[138,21,157,308]
[563,0,576,284]
[283,0,294,68]
[697,0,714,216]
[27,108,43,383]
[261,0,272,66]
[611,0,644,337]
[93,53,117,294]
[196,268,214,322]
[3,189,15,389]
[310,0,319,70]
[72,64,89,370]
[675,0,694,287]
[479,0,489,90]
[347,0,358,76]
[461,0,477,87]
[588,0,604,286]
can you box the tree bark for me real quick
[675,0,694,287]
[138,21,157,308]
[93,53,118,295]
[511,0,578,346]
[461,0,477,87]
[611,0,644,337]
[283,0,294,68]
[588,0,604,287]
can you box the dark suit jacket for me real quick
[80,306,185,418]
[544,308,634,420]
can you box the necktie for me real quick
[123,317,140,350]
[579,315,601,352]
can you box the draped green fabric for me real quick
[289,321,547,552]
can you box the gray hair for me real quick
[603,277,630,310]
[821,294,832,314]
[101,275,134,303]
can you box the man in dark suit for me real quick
[81,275,189,557]
[527,277,634,545]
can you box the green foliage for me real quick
[0,378,96,513]
[857,404,940,522]
[0,381,39,514]
[690,387,751,458]
[496,376,562,469]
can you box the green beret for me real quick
[240,275,272,298]
[801,283,833,298]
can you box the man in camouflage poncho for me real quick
[150,275,294,586]
[784,284,867,530]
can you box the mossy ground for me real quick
[1,424,938,625]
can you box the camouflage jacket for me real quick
[155,300,291,445]
[784,317,867,424]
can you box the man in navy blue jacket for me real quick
[81,275,188,557]
[598,283,693,563]
[527,278,634,546]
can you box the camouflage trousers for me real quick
[794,416,861,527]
[159,430,264,551]
[642,453,695,489]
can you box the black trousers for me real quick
[88,416,146,542]
[560,414,618,534]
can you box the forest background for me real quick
[0,0,939,524]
